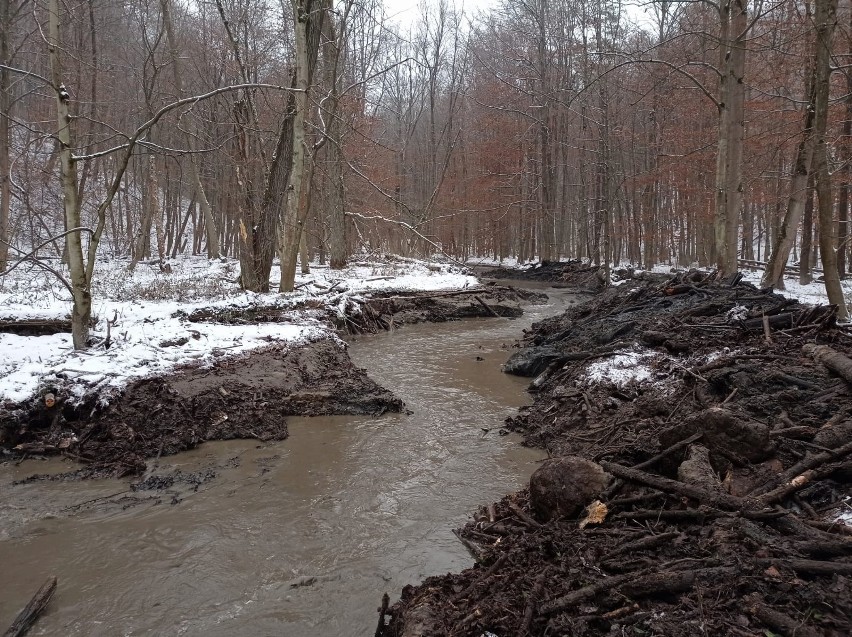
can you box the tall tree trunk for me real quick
[279,0,323,292]
[49,0,89,348]
[0,23,10,273]
[762,55,817,289]
[800,173,815,285]
[0,0,19,272]
[322,0,347,269]
[838,8,852,278]
[813,0,847,319]
[714,0,746,276]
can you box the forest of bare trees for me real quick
[3,0,852,342]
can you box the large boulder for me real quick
[503,346,564,377]
[660,407,771,462]
[529,456,611,522]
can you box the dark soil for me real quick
[384,270,852,637]
[0,286,540,478]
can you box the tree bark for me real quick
[49,0,90,349]
[0,1,14,272]
[714,0,746,276]
[762,37,817,290]
[800,172,815,284]
[812,0,847,319]
[278,0,324,292]
[323,0,347,270]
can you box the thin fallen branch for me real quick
[750,439,852,496]
[451,554,508,603]
[600,461,758,512]
[521,570,548,636]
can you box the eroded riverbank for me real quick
[0,287,579,636]
[387,272,852,637]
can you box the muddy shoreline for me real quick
[0,286,540,478]
[385,271,852,637]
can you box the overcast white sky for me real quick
[382,0,497,24]
[380,0,651,29]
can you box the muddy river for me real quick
[0,288,578,636]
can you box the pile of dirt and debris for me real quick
[384,270,852,637]
[1,338,402,478]
[335,286,547,334]
[480,260,609,291]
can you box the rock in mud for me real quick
[502,345,564,377]
[660,407,771,462]
[528,456,611,522]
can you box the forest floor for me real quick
[385,262,852,637]
[0,255,540,477]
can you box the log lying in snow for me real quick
[0,319,71,335]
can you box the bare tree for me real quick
[161,0,220,259]
[812,0,847,318]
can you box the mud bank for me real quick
[480,260,609,291]
[3,338,401,478]
[0,286,538,478]
[385,271,852,637]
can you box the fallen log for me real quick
[451,554,508,603]
[803,343,852,385]
[540,566,734,615]
[747,599,822,637]
[618,566,737,598]
[506,500,542,528]
[604,532,681,559]
[0,319,71,335]
[758,558,852,577]
[3,576,58,637]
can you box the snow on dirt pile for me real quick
[584,349,657,385]
[0,255,476,407]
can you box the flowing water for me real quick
[0,288,579,636]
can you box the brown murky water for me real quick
[0,289,578,636]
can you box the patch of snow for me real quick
[0,255,478,406]
[835,498,852,527]
[585,349,657,386]
[725,305,749,323]
[739,269,852,308]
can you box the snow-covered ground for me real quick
[0,256,476,406]
[2,254,848,408]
